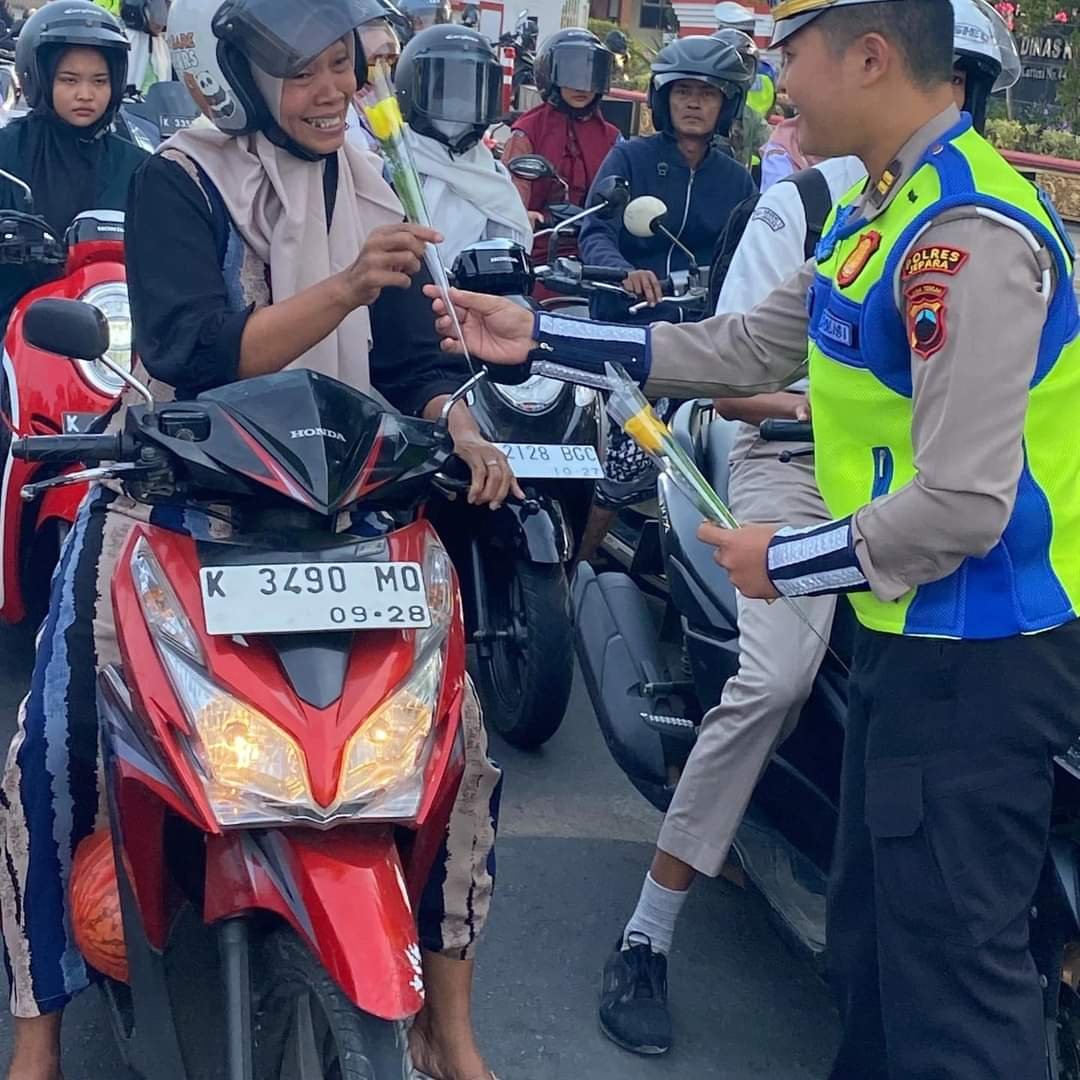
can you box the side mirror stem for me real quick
[98,352,155,413]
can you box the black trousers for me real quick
[827,619,1080,1080]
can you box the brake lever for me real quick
[20,463,148,502]
[628,291,707,315]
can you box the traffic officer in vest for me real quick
[424,0,1080,1075]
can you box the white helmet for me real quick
[951,0,1019,132]
[714,1,756,34]
[952,0,1020,91]
[166,0,390,139]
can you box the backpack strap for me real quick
[784,166,833,260]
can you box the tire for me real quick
[253,927,411,1080]
[472,559,573,749]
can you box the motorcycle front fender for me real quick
[497,495,573,564]
[203,828,424,1020]
[37,478,86,530]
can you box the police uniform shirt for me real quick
[644,105,1058,603]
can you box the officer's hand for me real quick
[623,269,663,306]
[698,523,780,600]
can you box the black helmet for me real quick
[535,27,612,105]
[16,0,129,124]
[648,33,757,138]
[395,0,450,35]
[396,25,501,153]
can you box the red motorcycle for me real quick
[14,298,477,1080]
[0,172,128,624]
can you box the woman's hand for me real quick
[528,210,546,231]
[424,285,536,365]
[340,224,442,310]
[452,432,525,509]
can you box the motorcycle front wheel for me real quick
[253,927,410,1080]
[473,559,573,749]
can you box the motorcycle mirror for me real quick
[507,154,557,182]
[0,166,32,212]
[25,299,109,362]
[623,195,669,239]
[589,175,630,217]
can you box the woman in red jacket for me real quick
[502,27,619,248]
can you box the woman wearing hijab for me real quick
[0,1,514,1078]
[0,1,145,329]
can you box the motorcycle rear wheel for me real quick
[473,559,573,749]
[253,927,410,1080]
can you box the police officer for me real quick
[425,0,1080,1076]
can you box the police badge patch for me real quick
[902,245,969,279]
[905,282,948,359]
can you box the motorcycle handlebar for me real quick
[11,433,128,464]
[759,419,813,442]
[579,265,630,285]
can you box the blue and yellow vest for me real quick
[807,115,1080,639]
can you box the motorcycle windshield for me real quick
[211,0,387,78]
[548,48,612,94]
[414,56,503,124]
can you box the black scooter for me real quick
[572,400,1080,1076]
[429,174,629,748]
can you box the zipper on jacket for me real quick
[870,446,893,500]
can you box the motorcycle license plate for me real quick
[160,114,196,133]
[498,443,603,480]
[199,561,431,636]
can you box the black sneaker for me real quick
[598,933,671,1055]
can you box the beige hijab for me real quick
[160,64,403,393]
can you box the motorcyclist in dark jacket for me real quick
[0,1,145,329]
[578,33,756,324]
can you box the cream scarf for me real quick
[160,124,404,393]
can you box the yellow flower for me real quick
[623,407,669,454]
[364,96,404,142]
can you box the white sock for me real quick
[622,872,689,956]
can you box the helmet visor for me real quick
[549,46,612,93]
[213,0,389,78]
[414,55,502,125]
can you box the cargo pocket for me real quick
[868,758,1053,947]
[865,760,969,942]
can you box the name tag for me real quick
[820,309,855,348]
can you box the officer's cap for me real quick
[770,0,906,46]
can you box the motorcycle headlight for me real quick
[336,645,442,811]
[160,645,316,827]
[493,374,563,414]
[575,385,599,410]
[78,282,132,397]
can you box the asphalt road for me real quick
[0,621,838,1079]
